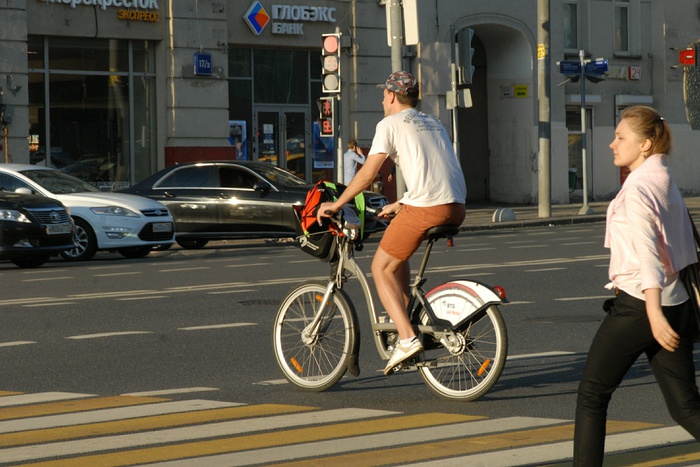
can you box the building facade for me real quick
[1,0,699,202]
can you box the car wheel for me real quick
[11,254,50,268]
[176,238,209,249]
[60,218,97,261]
[117,246,153,259]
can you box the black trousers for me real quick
[574,290,700,466]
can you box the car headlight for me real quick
[90,206,139,217]
[0,209,31,223]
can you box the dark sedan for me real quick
[0,192,75,268]
[121,161,388,249]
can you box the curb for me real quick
[460,214,607,232]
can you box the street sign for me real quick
[559,60,581,76]
[585,59,608,76]
[194,52,212,76]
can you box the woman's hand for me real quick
[649,312,680,352]
[645,288,679,352]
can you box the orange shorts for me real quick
[379,203,466,261]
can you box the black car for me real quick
[0,192,75,268]
[121,161,388,249]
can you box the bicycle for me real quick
[272,206,508,401]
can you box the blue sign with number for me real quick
[194,52,212,76]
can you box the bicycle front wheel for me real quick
[419,284,507,401]
[273,281,357,392]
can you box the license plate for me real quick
[46,223,73,235]
[152,222,173,232]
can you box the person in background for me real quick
[318,71,466,375]
[573,105,700,465]
[343,139,366,184]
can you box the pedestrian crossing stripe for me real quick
[0,391,693,466]
[0,395,167,421]
[0,403,315,448]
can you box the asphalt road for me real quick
[0,223,697,465]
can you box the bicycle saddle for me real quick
[425,224,460,240]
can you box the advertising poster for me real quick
[228,120,247,160]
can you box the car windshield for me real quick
[254,165,310,187]
[20,169,101,194]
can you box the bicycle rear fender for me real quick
[425,280,503,329]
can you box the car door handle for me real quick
[163,191,177,198]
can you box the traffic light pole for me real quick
[388,0,406,199]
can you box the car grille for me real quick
[139,222,174,242]
[25,207,72,225]
[141,209,170,217]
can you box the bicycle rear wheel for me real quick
[419,283,507,401]
[273,281,357,392]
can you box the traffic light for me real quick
[321,33,341,93]
[318,96,335,137]
[457,28,475,85]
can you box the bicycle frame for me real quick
[313,229,503,363]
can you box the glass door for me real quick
[254,107,310,180]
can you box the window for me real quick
[563,2,578,52]
[160,166,217,188]
[28,37,156,189]
[614,0,629,53]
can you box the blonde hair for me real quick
[621,105,672,155]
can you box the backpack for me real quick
[293,180,366,262]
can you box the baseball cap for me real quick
[376,71,418,95]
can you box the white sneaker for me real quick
[384,337,423,375]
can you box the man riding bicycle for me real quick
[317,70,467,375]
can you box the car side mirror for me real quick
[254,181,271,192]
[14,187,32,195]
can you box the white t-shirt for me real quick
[368,108,467,206]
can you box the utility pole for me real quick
[387,0,406,199]
[537,0,551,218]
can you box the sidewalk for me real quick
[461,196,700,231]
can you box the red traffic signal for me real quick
[679,48,696,67]
[321,33,341,93]
[318,96,335,137]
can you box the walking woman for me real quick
[574,105,700,465]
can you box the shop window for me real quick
[28,36,156,189]
[253,49,309,104]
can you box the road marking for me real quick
[508,351,575,360]
[178,323,257,331]
[0,408,398,463]
[94,272,142,277]
[254,379,289,386]
[225,263,270,268]
[0,404,312,448]
[555,295,612,301]
[525,267,566,272]
[66,331,153,340]
[122,388,220,397]
[21,276,73,282]
[116,296,168,301]
[0,341,35,347]
[0,392,95,408]
[144,417,564,467]
[23,301,77,307]
[409,424,689,466]
[158,267,210,273]
[207,289,255,295]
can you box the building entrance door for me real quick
[254,107,310,180]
